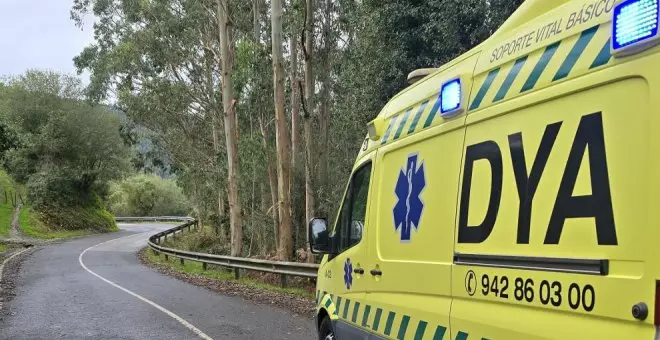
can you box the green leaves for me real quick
[108,174,191,216]
[1,70,130,213]
[70,0,527,253]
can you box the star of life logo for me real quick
[393,153,426,242]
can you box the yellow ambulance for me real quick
[308,0,660,338]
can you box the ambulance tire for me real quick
[319,316,335,340]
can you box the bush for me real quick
[162,225,230,255]
[108,174,190,217]
[1,70,130,234]
[35,201,117,232]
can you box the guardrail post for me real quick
[202,262,207,270]
[152,248,159,256]
[280,274,288,288]
[234,268,240,280]
[180,258,184,266]
[164,234,167,242]
[165,254,169,261]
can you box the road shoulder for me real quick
[138,248,315,317]
[0,246,35,316]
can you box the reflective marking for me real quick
[343,299,351,319]
[79,235,213,340]
[408,101,430,134]
[414,321,428,340]
[397,315,410,340]
[469,68,500,110]
[433,326,447,340]
[384,311,396,336]
[590,39,611,69]
[423,96,442,128]
[494,56,528,102]
[361,305,371,328]
[381,116,399,145]
[351,302,361,323]
[373,308,383,331]
[336,296,342,315]
[521,41,561,92]
[324,298,332,309]
[553,25,599,81]
[455,331,469,340]
[394,108,413,140]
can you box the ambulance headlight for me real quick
[440,78,462,116]
[612,0,660,56]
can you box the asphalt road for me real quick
[0,223,315,339]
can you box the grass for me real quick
[0,243,7,252]
[18,206,94,239]
[144,248,313,298]
[0,169,21,238]
[0,204,12,237]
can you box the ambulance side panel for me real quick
[451,1,659,339]
[361,54,480,340]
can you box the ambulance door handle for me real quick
[353,267,364,275]
[370,269,382,276]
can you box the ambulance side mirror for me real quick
[309,218,332,254]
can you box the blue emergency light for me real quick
[612,0,659,55]
[440,78,462,116]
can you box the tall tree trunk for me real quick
[290,36,299,170]
[253,0,260,42]
[218,0,242,257]
[318,71,329,198]
[302,0,315,241]
[318,0,332,202]
[259,118,280,251]
[271,0,293,261]
[204,33,225,222]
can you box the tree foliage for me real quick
[72,0,524,257]
[0,70,130,231]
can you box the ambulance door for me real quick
[326,155,376,339]
[362,52,477,338]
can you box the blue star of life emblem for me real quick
[393,153,426,242]
[344,258,353,289]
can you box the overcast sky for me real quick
[0,0,94,79]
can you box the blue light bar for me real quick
[612,0,659,52]
[440,79,461,115]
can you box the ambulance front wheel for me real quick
[318,316,335,340]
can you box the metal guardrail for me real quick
[115,216,192,222]
[117,217,319,286]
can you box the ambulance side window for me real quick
[335,162,372,253]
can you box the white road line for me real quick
[78,233,214,340]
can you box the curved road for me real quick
[0,223,315,339]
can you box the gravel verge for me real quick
[0,246,36,317]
